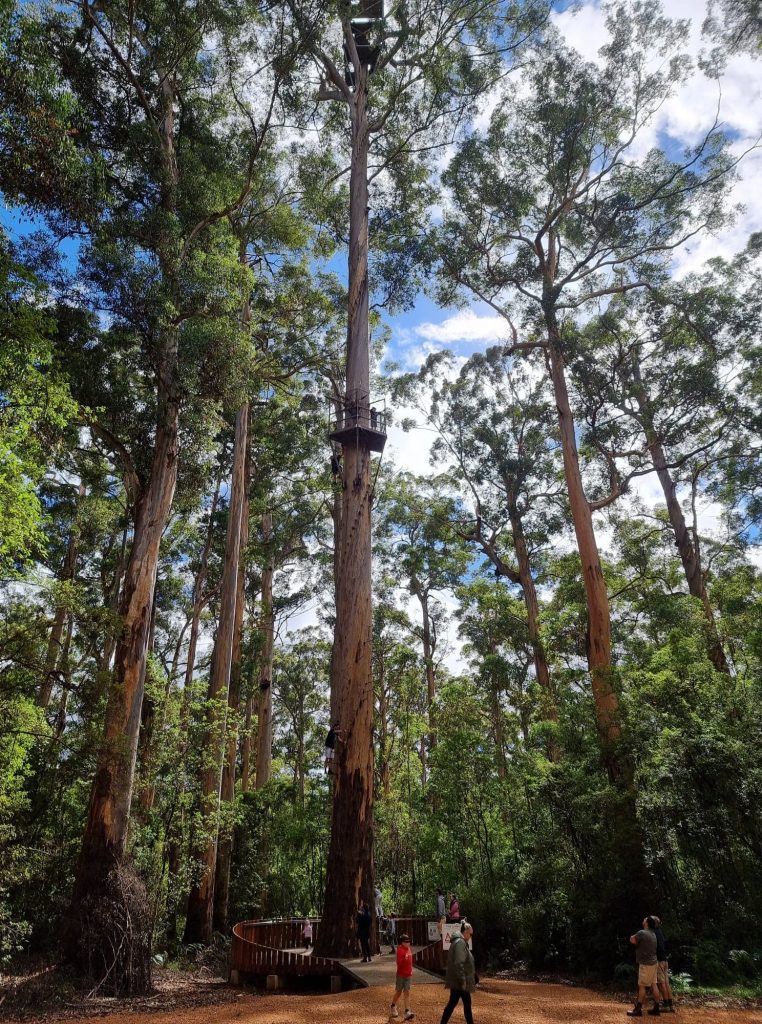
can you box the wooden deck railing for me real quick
[230,919,338,979]
[229,915,445,984]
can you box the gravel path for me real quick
[50,980,762,1024]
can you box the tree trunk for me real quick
[181,475,222,724]
[97,521,129,698]
[544,306,622,780]
[506,497,560,762]
[417,588,436,786]
[240,693,254,794]
[255,512,275,790]
[632,364,731,674]
[70,399,180,922]
[314,59,375,960]
[213,404,251,933]
[39,481,86,708]
[184,403,248,944]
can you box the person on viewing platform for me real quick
[357,901,372,963]
[389,933,415,1020]
[448,894,461,922]
[385,913,397,953]
[301,917,312,950]
[436,889,446,935]
[374,884,384,918]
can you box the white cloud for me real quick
[415,309,512,344]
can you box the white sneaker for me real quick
[389,1006,399,1018]
[404,1013,415,1021]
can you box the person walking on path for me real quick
[357,902,373,962]
[389,933,415,1020]
[449,894,461,922]
[628,916,662,1016]
[301,917,312,950]
[440,920,476,1024]
[653,916,675,1013]
[436,889,446,935]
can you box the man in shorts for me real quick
[390,933,415,1020]
[628,916,662,1016]
[652,916,674,1012]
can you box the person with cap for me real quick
[628,916,662,1016]
[389,932,415,1020]
[440,920,476,1024]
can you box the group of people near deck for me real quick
[351,889,477,1023]
[303,892,675,1021]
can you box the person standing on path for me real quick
[652,916,674,1012]
[440,920,476,1024]
[357,902,373,962]
[436,889,446,935]
[389,933,415,1020]
[628,916,662,1016]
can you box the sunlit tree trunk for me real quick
[544,300,622,781]
[315,58,375,959]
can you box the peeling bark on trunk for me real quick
[255,512,275,790]
[315,60,375,960]
[184,404,248,945]
[544,305,622,781]
[213,405,251,933]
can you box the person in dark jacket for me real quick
[357,902,373,962]
[440,920,476,1024]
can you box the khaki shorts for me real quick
[638,963,658,987]
[395,976,412,991]
[657,962,669,987]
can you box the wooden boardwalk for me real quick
[339,948,443,989]
[230,917,444,991]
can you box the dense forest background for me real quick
[1,0,761,998]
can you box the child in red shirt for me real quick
[389,934,414,1020]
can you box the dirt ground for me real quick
[20,979,762,1024]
